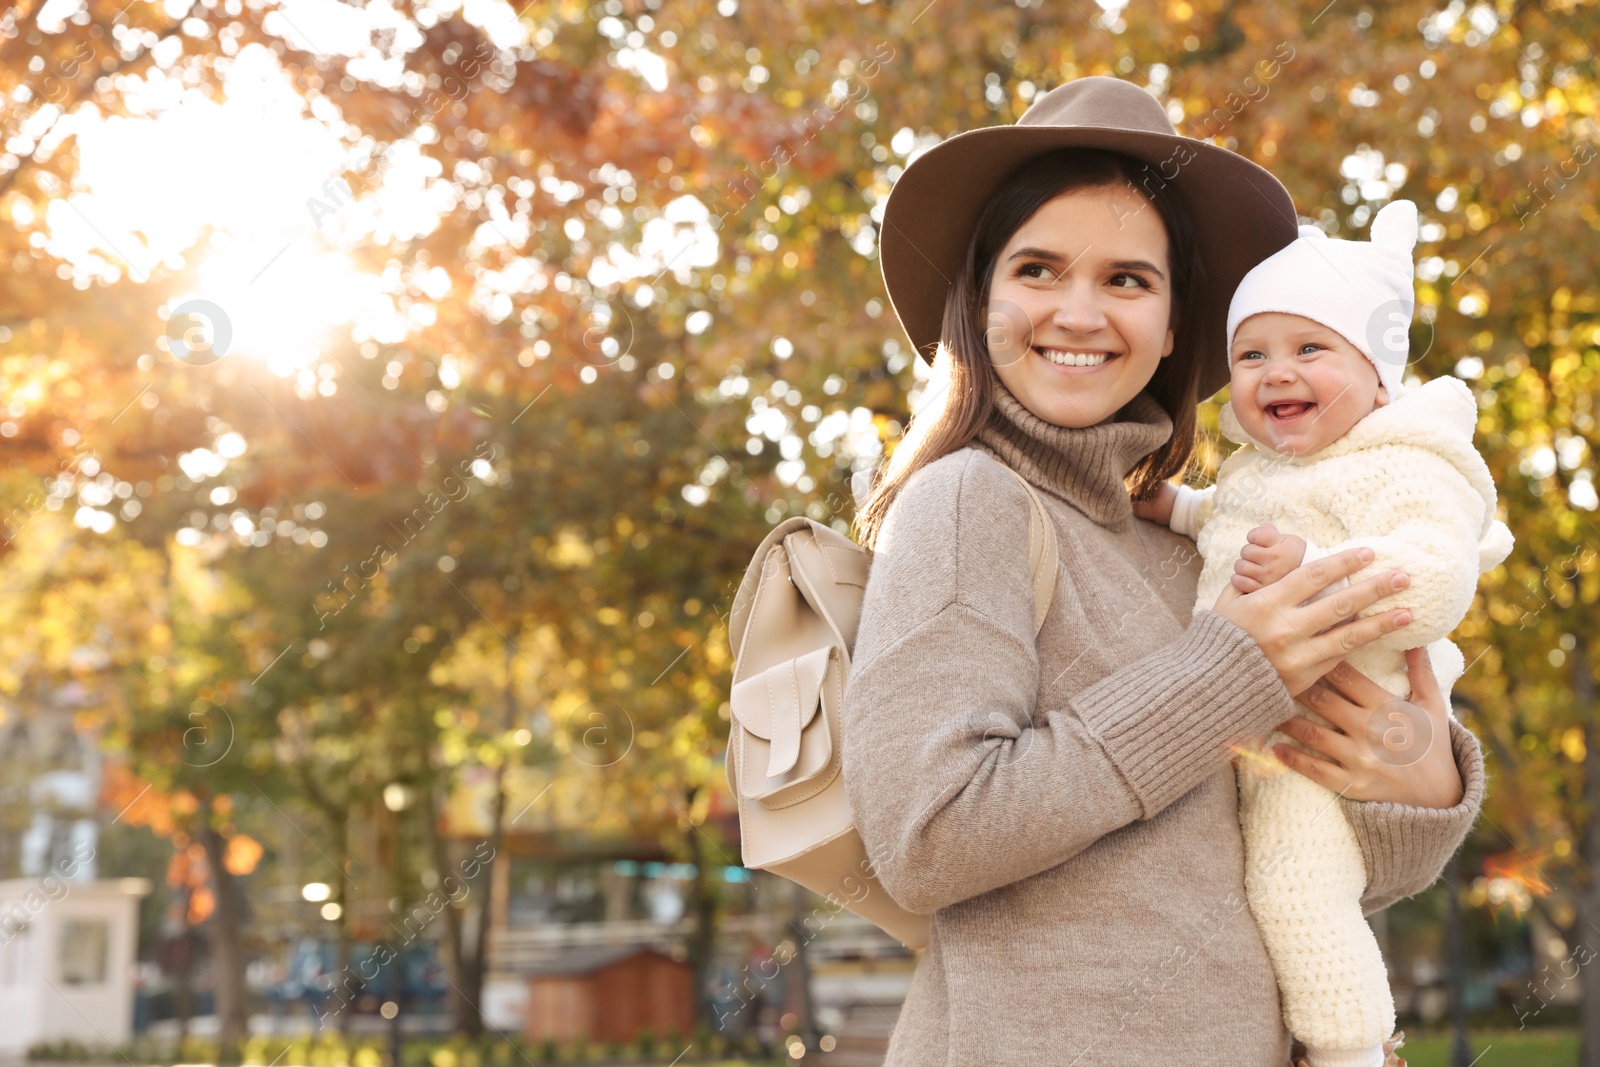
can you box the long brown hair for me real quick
[854,147,1212,550]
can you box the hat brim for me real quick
[879,123,1299,399]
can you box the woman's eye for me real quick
[1109,272,1150,289]
[1019,263,1054,281]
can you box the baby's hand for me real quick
[1131,482,1177,526]
[1231,523,1307,594]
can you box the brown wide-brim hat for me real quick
[880,75,1299,399]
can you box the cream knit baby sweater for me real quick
[841,381,1488,1067]
[1171,376,1512,1064]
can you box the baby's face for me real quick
[1228,312,1387,456]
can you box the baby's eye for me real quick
[1298,342,1325,356]
[1234,350,1264,362]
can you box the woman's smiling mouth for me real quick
[1034,346,1116,369]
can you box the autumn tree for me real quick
[4,0,1599,1053]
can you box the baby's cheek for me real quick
[1232,402,1269,441]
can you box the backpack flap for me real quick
[733,644,829,776]
[784,526,869,652]
[730,645,840,806]
[727,516,816,661]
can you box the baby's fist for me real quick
[1231,523,1307,594]
[1132,482,1177,526]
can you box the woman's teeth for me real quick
[1036,347,1111,367]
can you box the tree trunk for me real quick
[682,804,719,1035]
[1443,853,1475,1067]
[436,659,517,1037]
[200,820,249,1067]
[460,759,508,1038]
[1575,636,1600,1067]
[173,883,195,1044]
[296,762,353,1029]
[333,812,353,1034]
[787,882,819,1052]
[426,779,482,1035]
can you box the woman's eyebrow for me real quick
[1107,259,1166,280]
[1006,247,1165,280]
[1007,246,1088,269]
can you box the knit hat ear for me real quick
[1370,199,1418,255]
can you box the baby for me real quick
[1135,200,1513,1067]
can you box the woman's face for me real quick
[984,184,1175,429]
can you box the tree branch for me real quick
[0,17,186,201]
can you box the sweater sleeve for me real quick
[1169,483,1215,539]
[1341,717,1486,915]
[842,451,1298,916]
[1317,447,1487,652]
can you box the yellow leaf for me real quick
[1562,726,1586,762]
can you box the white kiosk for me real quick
[0,878,150,1056]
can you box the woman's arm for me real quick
[1271,647,1487,913]
[843,452,1298,914]
[1341,717,1486,915]
[842,451,1411,916]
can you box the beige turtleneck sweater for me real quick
[841,383,1487,1066]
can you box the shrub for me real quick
[402,1041,443,1067]
[178,1037,220,1065]
[27,1039,90,1061]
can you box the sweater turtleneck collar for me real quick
[972,380,1175,527]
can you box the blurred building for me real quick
[0,877,151,1055]
[522,945,692,1045]
[0,681,104,883]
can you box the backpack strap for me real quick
[1005,467,1058,637]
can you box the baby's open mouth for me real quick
[1266,401,1315,422]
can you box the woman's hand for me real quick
[1213,543,1413,698]
[1272,647,1463,808]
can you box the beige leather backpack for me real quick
[724,466,1059,948]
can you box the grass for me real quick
[1396,1028,1576,1067]
[30,1033,783,1067]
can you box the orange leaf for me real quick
[188,886,215,924]
[1483,848,1553,897]
[223,833,263,876]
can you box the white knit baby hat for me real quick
[1225,199,1420,399]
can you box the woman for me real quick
[842,76,1482,1066]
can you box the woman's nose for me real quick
[1049,282,1107,335]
